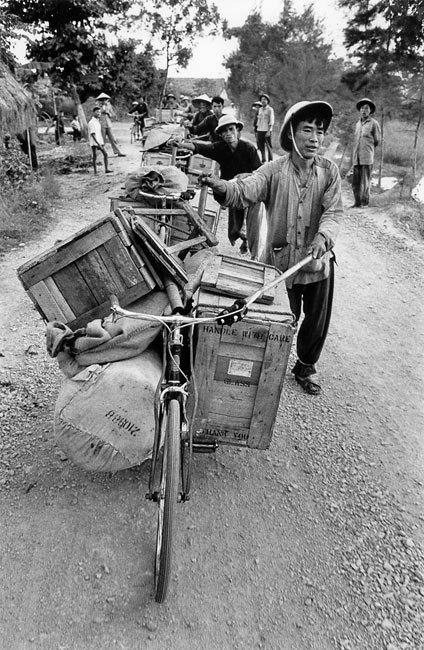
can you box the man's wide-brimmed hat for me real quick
[96,92,111,100]
[259,93,270,102]
[252,101,262,107]
[192,94,212,107]
[166,93,176,99]
[356,97,376,114]
[215,114,244,134]
[279,100,333,151]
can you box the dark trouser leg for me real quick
[352,165,361,206]
[265,133,273,161]
[92,146,98,173]
[228,207,246,245]
[287,261,334,374]
[102,148,109,172]
[360,164,372,205]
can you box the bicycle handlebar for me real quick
[110,254,313,328]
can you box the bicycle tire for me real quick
[154,398,181,602]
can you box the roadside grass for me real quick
[0,138,92,258]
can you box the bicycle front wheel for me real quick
[155,398,181,603]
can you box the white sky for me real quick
[172,0,348,78]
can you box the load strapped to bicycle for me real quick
[16,182,311,604]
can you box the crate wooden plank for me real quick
[67,280,153,330]
[52,264,97,316]
[200,255,275,304]
[96,246,128,294]
[27,280,68,323]
[18,221,118,289]
[44,276,76,322]
[103,236,141,287]
[188,292,296,449]
[188,325,221,426]
[248,322,293,449]
[75,250,119,304]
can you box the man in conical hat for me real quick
[350,97,381,208]
[201,100,343,395]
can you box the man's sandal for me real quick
[295,375,321,395]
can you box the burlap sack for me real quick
[54,349,162,472]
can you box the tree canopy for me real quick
[224,3,345,122]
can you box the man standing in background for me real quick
[351,97,381,208]
[96,92,126,158]
[256,93,274,162]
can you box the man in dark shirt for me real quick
[187,95,224,142]
[128,97,149,139]
[172,114,262,254]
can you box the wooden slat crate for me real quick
[187,154,219,184]
[142,151,172,167]
[17,214,156,330]
[200,255,277,304]
[187,290,296,449]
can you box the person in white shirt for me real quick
[88,107,112,174]
[256,93,275,162]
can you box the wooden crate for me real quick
[17,214,156,330]
[143,151,172,167]
[200,255,277,304]
[187,154,219,184]
[187,290,296,449]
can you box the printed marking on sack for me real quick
[105,410,140,436]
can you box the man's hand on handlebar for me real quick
[199,174,227,196]
[216,299,248,326]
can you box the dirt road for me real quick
[0,124,423,650]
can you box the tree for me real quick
[224,3,344,126]
[138,0,221,104]
[99,40,164,110]
[339,0,424,183]
[5,0,132,135]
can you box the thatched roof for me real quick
[0,62,37,137]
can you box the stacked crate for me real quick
[17,214,156,330]
[187,256,296,450]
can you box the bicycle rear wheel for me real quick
[155,398,181,602]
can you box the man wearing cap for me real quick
[187,95,213,131]
[256,93,274,162]
[96,93,126,157]
[172,114,262,255]
[187,96,224,142]
[201,101,343,395]
[351,98,381,207]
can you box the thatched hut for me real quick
[0,62,37,138]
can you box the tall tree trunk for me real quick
[412,69,424,184]
[378,107,384,189]
[69,84,88,140]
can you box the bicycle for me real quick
[110,207,312,601]
[129,115,144,144]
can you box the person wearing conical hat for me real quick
[256,93,274,161]
[171,114,262,256]
[351,97,381,208]
[201,100,343,395]
[188,94,213,130]
[95,92,126,157]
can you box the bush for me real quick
[0,142,61,256]
[383,119,424,168]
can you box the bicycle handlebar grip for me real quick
[110,294,120,309]
[217,299,248,326]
